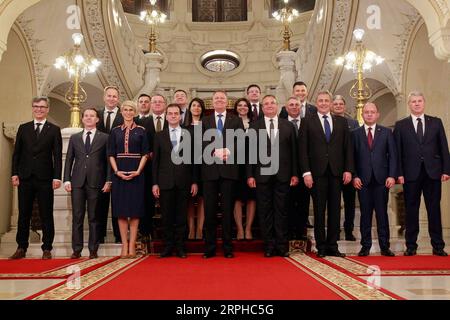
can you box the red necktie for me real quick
[368,127,373,149]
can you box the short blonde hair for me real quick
[120,100,137,113]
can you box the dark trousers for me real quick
[97,191,120,241]
[358,178,390,250]
[203,178,235,254]
[342,183,356,234]
[138,165,154,237]
[257,177,290,253]
[311,168,342,253]
[71,184,101,253]
[404,164,445,250]
[17,177,54,251]
[287,181,310,238]
[160,186,189,251]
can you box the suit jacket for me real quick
[249,102,265,120]
[246,118,298,183]
[299,113,354,177]
[152,126,198,190]
[279,102,317,119]
[96,107,124,133]
[353,125,397,185]
[394,115,450,181]
[12,121,62,180]
[141,115,168,153]
[63,130,111,188]
[345,117,360,131]
[201,112,244,181]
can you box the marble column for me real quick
[275,51,297,110]
[134,52,164,99]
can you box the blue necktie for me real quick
[171,129,177,148]
[217,114,224,135]
[323,115,331,143]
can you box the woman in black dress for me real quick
[233,98,256,240]
[109,100,149,258]
[186,98,205,240]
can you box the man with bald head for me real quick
[352,103,397,257]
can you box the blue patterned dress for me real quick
[108,123,149,218]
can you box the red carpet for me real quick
[80,253,344,300]
[347,255,450,271]
[0,258,84,274]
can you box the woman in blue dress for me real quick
[108,100,149,258]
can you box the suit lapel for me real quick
[372,126,383,150]
[406,116,420,144]
[313,113,327,143]
[423,115,433,143]
[38,122,51,141]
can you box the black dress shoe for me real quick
[404,248,417,256]
[89,251,98,259]
[381,249,395,257]
[358,248,370,257]
[115,238,122,244]
[264,251,274,258]
[327,250,346,257]
[42,250,52,260]
[224,252,234,258]
[203,252,216,259]
[159,249,173,258]
[433,248,448,256]
[9,248,26,260]
[177,251,187,258]
[278,251,290,257]
[71,251,82,259]
[316,251,326,258]
[345,233,356,241]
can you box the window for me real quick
[270,0,315,17]
[121,0,168,16]
[193,0,247,22]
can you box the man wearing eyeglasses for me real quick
[10,97,62,260]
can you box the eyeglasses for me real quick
[32,105,49,109]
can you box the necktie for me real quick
[105,111,113,134]
[291,119,299,137]
[35,123,42,139]
[269,119,274,141]
[180,110,185,124]
[323,115,331,143]
[85,131,92,154]
[156,116,162,132]
[301,104,306,118]
[367,127,373,149]
[171,129,177,148]
[217,114,224,135]
[252,104,258,119]
[417,118,424,143]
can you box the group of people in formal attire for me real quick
[9,81,450,260]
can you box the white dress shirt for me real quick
[264,116,279,138]
[104,107,119,127]
[83,128,97,144]
[215,111,227,128]
[318,112,333,134]
[153,113,166,129]
[364,124,377,137]
[288,115,301,130]
[34,119,47,132]
[411,114,425,135]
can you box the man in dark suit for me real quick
[64,108,111,259]
[202,91,244,258]
[299,91,354,258]
[134,93,155,242]
[279,81,317,118]
[394,91,450,256]
[353,103,397,257]
[96,86,123,243]
[247,84,265,120]
[152,104,198,258]
[332,95,360,241]
[279,96,309,240]
[173,89,191,127]
[247,95,299,257]
[10,96,62,260]
[135,93,152,123]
